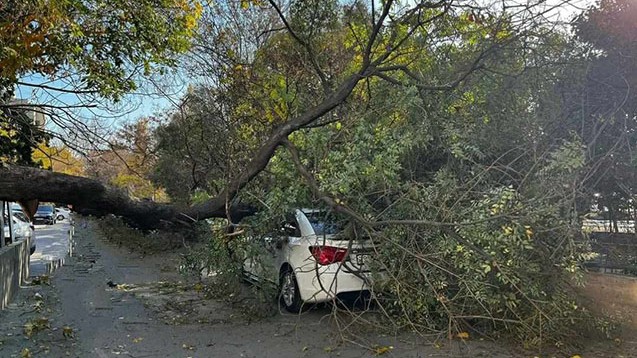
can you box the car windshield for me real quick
[13,212,28,222]
[303,210,346,236]
[37,205,54,213]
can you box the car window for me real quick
[37,205,54,213]
[13,212,28,222]
[303,211,345,236]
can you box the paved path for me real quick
[30,219,74,276]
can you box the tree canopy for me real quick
[0,0,201,99]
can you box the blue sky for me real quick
[15,71,188,136]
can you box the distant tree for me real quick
[569,0,637,229]
[0,0,203,175]
[0,106,48,165]
[32,143,84,176]
[85,117,163,200]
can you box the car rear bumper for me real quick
[294,263,371,303]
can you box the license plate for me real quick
[356,254,371,265]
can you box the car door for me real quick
[243,221,289,283]
[243,214,302,283]
[277,214,302,265]
[243,233,275,282]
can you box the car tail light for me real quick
[309,246,348,265]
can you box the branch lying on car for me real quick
[282,139,511,229]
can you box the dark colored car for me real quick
[34,205,56,225]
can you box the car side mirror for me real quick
[281,223,296,236]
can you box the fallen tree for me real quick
[0,0,462,229]
[0,165,223,228]
[0,61,369,228]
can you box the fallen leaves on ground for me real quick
[182,343,195,350]
[116,283,137,291]
[62,326,74,339]
[456,332,470,340]
[372,345,394,355]
[24,317,50,338]
[33,300,44,312]
[31,275,50,285]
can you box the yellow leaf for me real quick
[133,337,143,343]
[21,348,32,358]
[62,326,73,339]
[23,323,34,338]
[456,332,470,339]
[373,345,393,355]
[571,355,582,358]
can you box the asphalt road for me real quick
[30,219,74,276]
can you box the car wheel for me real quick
[279,266,304,313]
[57,215,64,221]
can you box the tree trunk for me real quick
[0,165,254,229]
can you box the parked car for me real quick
[3,214,36,255]
[243,209,374,313]
[12,209,31,223]
[55,207,71,221]
[34,204,56,225]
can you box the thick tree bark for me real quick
[0,165,253,229]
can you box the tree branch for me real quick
[267,0,331,93]
[283,139,510,228]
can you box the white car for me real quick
[55,207,71,221]
[243,209,373,313]
[3,213,35,254]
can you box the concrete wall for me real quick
[0,236,30,310]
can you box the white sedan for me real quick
[55,207,71,221]
[3,213,35,254]
[243,209,373,313]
